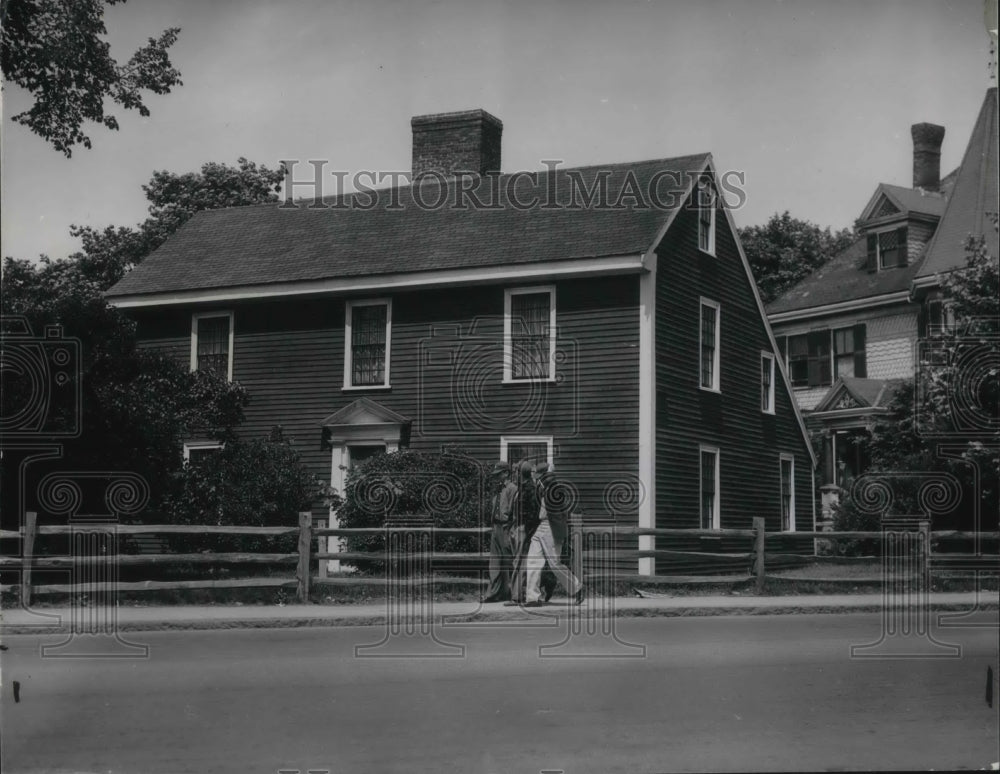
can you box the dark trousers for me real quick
[485,522,513,600]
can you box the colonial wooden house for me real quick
[767,88,997,523]
[107,109,815,573]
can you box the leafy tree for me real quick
[739,211,855,304]
[67,157,285,290]
[835,227,999,535]
[1,157,286,526]
[1,255,248,506]
[0,0,182,155]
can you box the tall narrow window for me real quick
[700,446,720,529]
[700,299,720,391]
[761,352,775,413]
[504,286,555,382]
[345,300,391,389]
[697,182,716,254]
[780,456,795,531]
[191,312,233,381]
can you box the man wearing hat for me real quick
[524,463,584,606]
[482,460,517,603]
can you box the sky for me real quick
[1,0,995,263]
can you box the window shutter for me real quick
[865,233,878,272]
[895,226,908,267]
[806,330,831,387]
[852,324,867,378]
[776,336,787,363]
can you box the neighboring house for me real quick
[107,108,815,574]
[767,88,998,521]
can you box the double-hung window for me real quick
[760,352,775,413]
[504,286,555,382]
[866,226,908,271]
[780,455,795,531]
[699,299,720,391]
[345,299,391,389]
[700,446,720,529]
[191,312,234,381]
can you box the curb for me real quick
[3,600,995,635]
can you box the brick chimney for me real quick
[911,122,945,191]
[411,109,502,179]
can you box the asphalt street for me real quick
[2,613,997,773]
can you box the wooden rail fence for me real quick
[1,512,996,604]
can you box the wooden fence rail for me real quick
[2,512,997,604]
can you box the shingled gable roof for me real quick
[106,154,711,301]
[765,235,921,316]
[915,87,999,284]
[767,163,962,317]
[860,183,947,222]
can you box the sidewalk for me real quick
[2,592,996,634]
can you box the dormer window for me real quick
[866,226,908,271]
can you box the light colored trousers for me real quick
[525,520,582,602]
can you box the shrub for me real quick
[830,494,882,557]
[160,427,334,555]
[335,447,489,575]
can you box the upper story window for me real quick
[780,455,795,531]
[345,299,391,389]
[760,352,775,414]
[699,299,720,391]
[866,226,908,271]
[190,311,234,381]
[833,326,865,379]
[697,181,716,254]
[777,324,866,388]
[504,286,556,382]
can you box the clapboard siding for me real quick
[654,194,813,534]
[130,276,640,522]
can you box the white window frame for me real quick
[780,454,796,532]
[697,180,716,255]
[499,435,554,467]
[699,298,721,393]
[182,441,224,463]
[190,311,234,381]
[343,298,392,390]
[699,444,720,530]
[503,285,557,383]
[760,352,775,414]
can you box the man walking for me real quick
[524,463,584,606]
[482,460,517,603]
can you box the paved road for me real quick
[2,614,997,773]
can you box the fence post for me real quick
[21,511,37,608]
[296,511,312,603]
[752,517,765,595]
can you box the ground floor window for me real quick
[699,446,719,529]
